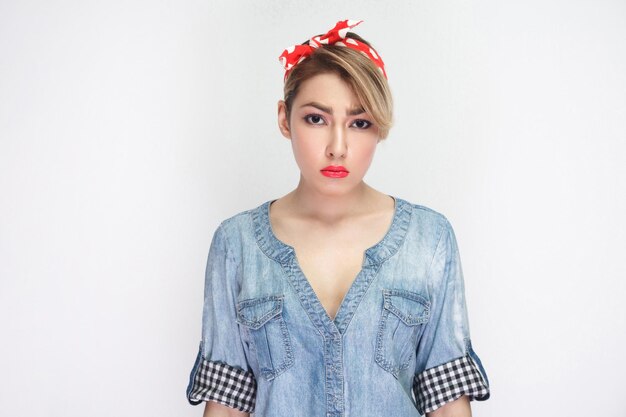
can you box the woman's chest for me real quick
[237,235,434,332]
[271,216,394,321]
[294,244,364,321]
[235,249,434,385]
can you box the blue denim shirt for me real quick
[187,196,490,416]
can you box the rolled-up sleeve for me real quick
[412,219,490,415]
[186,223,257,413]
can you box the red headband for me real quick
[278,19,387,82]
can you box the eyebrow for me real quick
[299,101,365,116]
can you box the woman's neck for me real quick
[276,181,390,227]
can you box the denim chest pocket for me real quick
[236,295,294,381]
[375,288,430,378]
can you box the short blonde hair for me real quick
[283,33,393,140]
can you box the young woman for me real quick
[186,19,491,417]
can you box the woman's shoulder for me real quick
[210,200,270,242]
[395,197,459,257]
[397,196,453,231]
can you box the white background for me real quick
[1,1,625,416]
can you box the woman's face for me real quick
[277,72,381,196]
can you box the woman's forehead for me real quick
[294,73,364,112]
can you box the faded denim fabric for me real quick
[187,196,491,416]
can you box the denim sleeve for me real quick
[186,223,257,413]
[412,219,490,415]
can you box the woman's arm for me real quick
[203,400,250,417]
[426,395,471,417]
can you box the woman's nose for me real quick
[327,126,347,158]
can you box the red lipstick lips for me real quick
[321,165,349,178]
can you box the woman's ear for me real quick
[277,100,292,139]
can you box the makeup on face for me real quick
[286,73,380,187]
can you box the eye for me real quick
[304,114,326,125]
[351,119,372,129]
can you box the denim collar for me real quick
[251,195,412,267]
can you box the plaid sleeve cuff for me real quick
[187,358,257,412]
[413,355,490,415]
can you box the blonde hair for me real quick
[283,33,393,140]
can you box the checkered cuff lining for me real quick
[413,355,490,414]
[188,359,257,412]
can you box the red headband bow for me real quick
[278,19,387,82]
